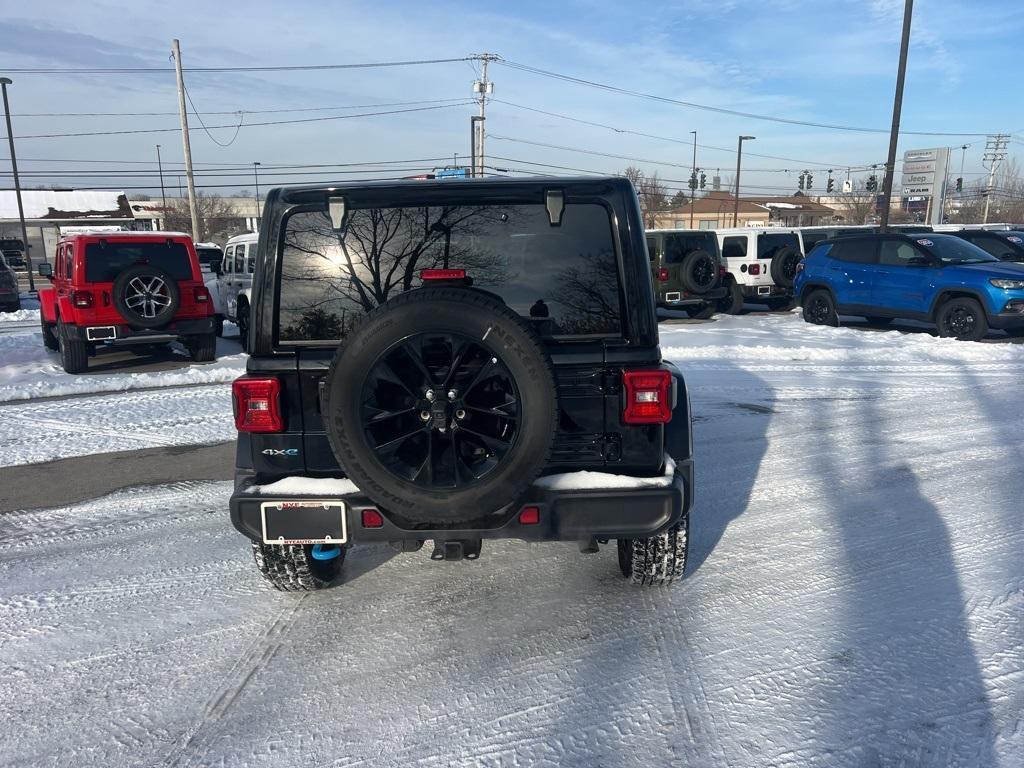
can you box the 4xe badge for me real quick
[262,448,299,456]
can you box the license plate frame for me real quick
[260,500,347,545]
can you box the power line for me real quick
[0,57,477,74]
[0,101,475,140]
[9,98,469,118]
[497,59,995,137]
[184,84,243,147]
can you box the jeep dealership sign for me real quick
[900,147,950,224]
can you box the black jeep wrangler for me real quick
[229,177,694,590]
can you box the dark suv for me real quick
[0,252,19,312]
[948,229,1024,262]
[229,177,694,590]
[645,229,726,318]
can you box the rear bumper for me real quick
[658,286,726,306]
[229,457,693,545]
[742,284,792,300]
[65,317,214,344]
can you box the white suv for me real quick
[220,232,258,350]
[715,227,804,313]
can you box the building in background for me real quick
[652,191,772,229]
[741,193,835,226]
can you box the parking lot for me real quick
[1,309,1021,766]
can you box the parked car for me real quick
[795,233,1024,340]
[0,237,27,270]
[715,227,804,313]
[645,228,727,318]
[37,231,218,372]
[0,252,21,312]
[947,229,1024,262]
[195,242,227,336]
[229,176,694,590]
[220,232,258,350]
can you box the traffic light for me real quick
[867,174,878,192]
[955,177,963,192]
[827,176,835,193]
[699,172,706,189]
[688,172,698,190]
[798,172,805,191]
[806,173,813,190]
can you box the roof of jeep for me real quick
[272,175,631,198]
[58,231,193,243]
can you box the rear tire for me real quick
[41,313,58,351]
[237,303,250,352]
[936,297,988,341]
[617,515,689,586]
[719,281,745,314]
[57,320,89,373]
[684,303,716,320]
[186,332,218,362]
[251,542,343,591]
[802,289,839,327]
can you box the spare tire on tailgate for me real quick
[678,249,717,294]
[769,247,801,288]
[113,264,180,329]
[323,286,558,524]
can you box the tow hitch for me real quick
[430,539,482,561]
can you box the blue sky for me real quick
[1,0,1022,198]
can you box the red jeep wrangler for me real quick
[38,232,217,373]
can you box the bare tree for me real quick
[834,181,879,225]
[163,192,245,241]
[621,167,668,227]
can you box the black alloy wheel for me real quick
[803,290,838,326]
[360,332,521,489]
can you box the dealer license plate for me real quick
[260,500,347,545]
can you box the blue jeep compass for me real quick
[794,233,1024,340]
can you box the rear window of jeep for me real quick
[276,202,623,342]
[84,241,193,282]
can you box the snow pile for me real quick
[535,455,676,490]
[248,476,360,496]
[0,308,38,323]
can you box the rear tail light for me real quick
[749,263,761,275]
[361,509,384,528]
[71,290,93,308]
[622,370,673,424]
[657,267,670,282]
[193,286,210,303]
[518,506,540,525]
[232,377,283,432]
[421,268,466,281]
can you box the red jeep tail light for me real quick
[71,290,93,308]
[657,267,670,281]
[622,370,673,424]
[749,263,761,275]
[421,268,466,281]
[232,377,283,432]
[193,286,210,303]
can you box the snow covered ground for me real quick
[1,311,1022,767]
[0,316,245,402]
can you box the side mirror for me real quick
[38,263,53,278]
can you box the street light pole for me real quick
[689,130,697,229]
[253,161,261,222]
[878,0,914,232]
[0,77,34,292]
[156,144,167,228]
[733,135,755,227]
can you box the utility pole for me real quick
[733,135,755,227]
[0,77,34,292]
[155,144,167,229]
[172,39,201,241]
[937,146,951,224]
[879,0,913,232]
[982,133,1009,224]
[253,161,261,204]
[689,130,697,229]
[472,53,497,177]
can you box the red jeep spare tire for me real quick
[323,286,558,524]
[113,264,180,329]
